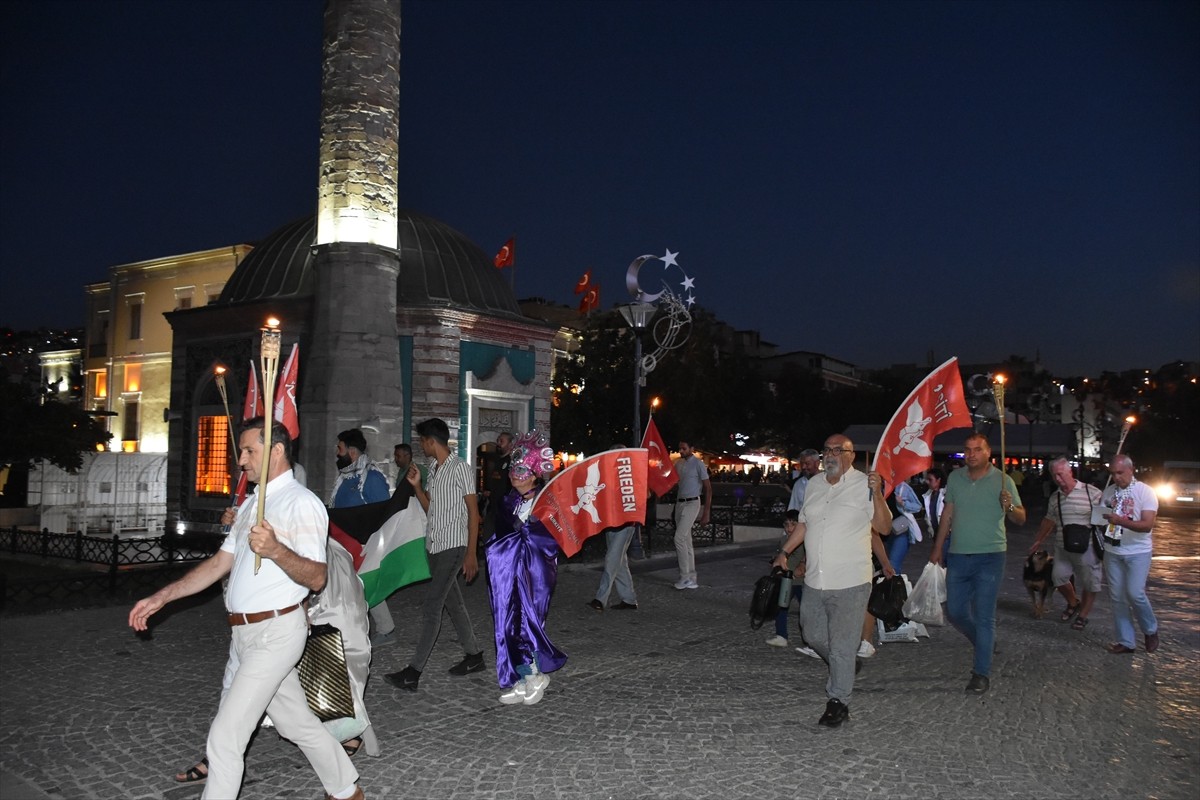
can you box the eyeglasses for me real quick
[822,447,851,455]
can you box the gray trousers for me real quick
[411,546,480,671]
[594,525,638,606]
[799,581,871,705]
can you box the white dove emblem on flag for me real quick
[570,461,607,523]
[892,399,933,457]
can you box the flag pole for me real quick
[254,319,283,575]
[993,374,1008,476]
[509,233,516,293]
[213,366,240,532]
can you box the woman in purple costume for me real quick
[484,429,567,706]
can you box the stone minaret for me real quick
[301,0,404,495]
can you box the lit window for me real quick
[195,415,232,496]
[94,372,107,399]
[124,364,141,393]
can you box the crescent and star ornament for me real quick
[624,248,695,304]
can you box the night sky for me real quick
[2,0,1197,376]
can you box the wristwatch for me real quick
[1006,503,1016,512]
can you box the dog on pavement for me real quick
[1023,550,1054,619]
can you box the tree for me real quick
[0,380,110,473]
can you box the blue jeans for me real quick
[945,551,1006,678]
[885,533,910,576]
[1104,550,1157,648]
[774,583,804,638]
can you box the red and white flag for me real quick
[641,417,678,497]
[573,269,592,294]
[242,361,263,420]
[578,285,600,314]
[872,357,972,497]
[531,448,649,557]
[494,237,515,269]
[273,343,299,439]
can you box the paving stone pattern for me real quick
[1,514,1197,800]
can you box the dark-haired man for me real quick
[129,418,364,800]
[931,433,1025,696]
[384,418,484,691]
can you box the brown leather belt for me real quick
[227,603,302,627]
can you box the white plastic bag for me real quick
[903,562,947,626]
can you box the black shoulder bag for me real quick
[1058,490,1093,555]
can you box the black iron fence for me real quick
[1,527,220,615]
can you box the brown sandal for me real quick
[342,737,362,758]
[1060,603,1080,622]
[174,757,208,783]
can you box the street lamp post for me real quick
[618,302,657,447]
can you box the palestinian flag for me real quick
[329,483,431,607]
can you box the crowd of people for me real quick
[124,420,1160,798]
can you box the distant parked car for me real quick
[1152,461,1200,513]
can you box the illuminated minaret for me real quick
[302,0,404,494]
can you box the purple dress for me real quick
[485,490,568,688]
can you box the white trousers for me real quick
[673,500,700,583]
[202,611,358,799]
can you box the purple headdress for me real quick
[508,429,556,482]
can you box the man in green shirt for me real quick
[930,433,1025,695]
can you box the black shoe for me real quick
[586,599,604,612]
[818,698,849,727]
[449,651,485,675]
[965,672,990,695]
[612,601,639,611]
[384,665,421,691]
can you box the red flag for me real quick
[494,237,515,268]
[872,357,973,497]
[531,449,649,557]
[274,343,299,439]
[641,417,678,497]
[573,269,592,294]
[578,285,600,314]
[233,470,249,507]
[242,361,263,420]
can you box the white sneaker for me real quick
[857,639,876,658]
[795,645,822,659]
[765,635,789,648]
[522,673,550,705]
[674,579,699,590]
[499,679,527,705]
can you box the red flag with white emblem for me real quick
[578,285,600,314]
[872,357,972,497]
[242,360,263,420]
[641,417,678,497]
[273,343,299,439]
[531,449,649,557]
[494,237,515,269]
[573,269,592,294]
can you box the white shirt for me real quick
[788,475,810,511]
[221,469,328,613]
[1101,479,1157,556]
[798,467,874,591]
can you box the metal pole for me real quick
[632,333,642,447]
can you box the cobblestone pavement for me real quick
[1,512,1197,800]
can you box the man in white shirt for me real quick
[1101,454,1160,654]
[772,435,892,728]
[787,449,821,511]
[129,417,364,800]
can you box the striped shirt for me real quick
[424,453,476,554]
[1046,480,1103,535]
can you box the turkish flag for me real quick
[531,449,649,557]
[573,269,592,294]
[233,470,249,507]
[641,417,678,497]
[872,357,973,497]
[242,360,263,420]
[578,285,600,314]
[494,237,515,268]
[273,343,300,439]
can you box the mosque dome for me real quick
[217,210,522,318]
